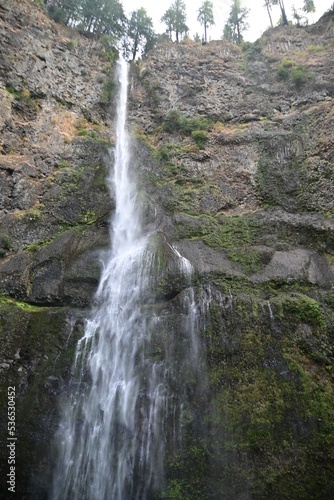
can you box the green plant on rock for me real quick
[191,130,208,149]
[277,59,294,80]
[282,294,324,326]
[277,59,311,87]
[25,242,40,252]
[102,80,116,104]
[58,161,70,168]
[1,235,13,250]
[164,109,211,138]
[164,109,182,133]
[291,64,308,87]
[66,39,77,51]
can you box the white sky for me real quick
[122,0,333,42]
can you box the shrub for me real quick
[102,81,115,103]
[2,235,13,250]
[291,65,308,87]
[47,6,67,24]
[277,59,294,80]
[164,110,182,133]
[66,39,77,51]
[164,110,211,137]
[191,130,208,149]
[179,117,210,134]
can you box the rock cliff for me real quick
[1,0,334,498]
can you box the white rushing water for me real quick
[51,58,199,500]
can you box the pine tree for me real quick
[127,8,155,60]
[161,0,188,42]
[223,0,249,45]
[197,0,215,42]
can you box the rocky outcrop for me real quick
[126,12,334,499]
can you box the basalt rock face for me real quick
[0,0,334,498]
[126,14,334,499]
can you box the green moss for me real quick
[282,294,325,326]
[0,295,46,312]
[203,215,251,248]
[225,248,268,274]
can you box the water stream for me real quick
[51,58,200,499]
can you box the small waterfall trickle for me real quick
[51,58,201,500]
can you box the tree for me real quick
[127,8,155,60]
[161,7,175,40]
[271,0,288,25]
[193,32,201,43]
[223,0,249,45]
[292,0,315,26]
[303,0,315,14]
[44,0,126,38]
[161,0,188,42]
[197,0,214,42]
[264,0,273,27]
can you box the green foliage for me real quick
[47,4,67,25]
[45,0,126,41]
[291,64,308,87]
[102,80,115,103]
[1,235,13,250]
[66,39,77,51]
[223,0,249,45]
[303,0,315,14]
[5,85,17,95]
[25,242,40,253]
[164,110,211,137]
[164,109,182,132]
[0,248,6,258]
[33,0,46,8]
[283,294,324,326]
[197,0,215,42]
[161,0,188,42]
[58,161,71,168]
[203,215,251,248]
[127,8,156,60]
[277,58,294,80]
[308,44,325,52]
[191,130,208,149]
[100,36,119,64]
[225,248,268,274]
[277,59,310,87]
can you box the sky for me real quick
[122,0,333,42]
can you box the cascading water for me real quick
[51,58,200,499]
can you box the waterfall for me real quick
[51,58,200,500]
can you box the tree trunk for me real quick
[236,20,241,44]
[265,0,273,27]
[279,0,288,25]
[204,22,207,42]
[132,31,139,60]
